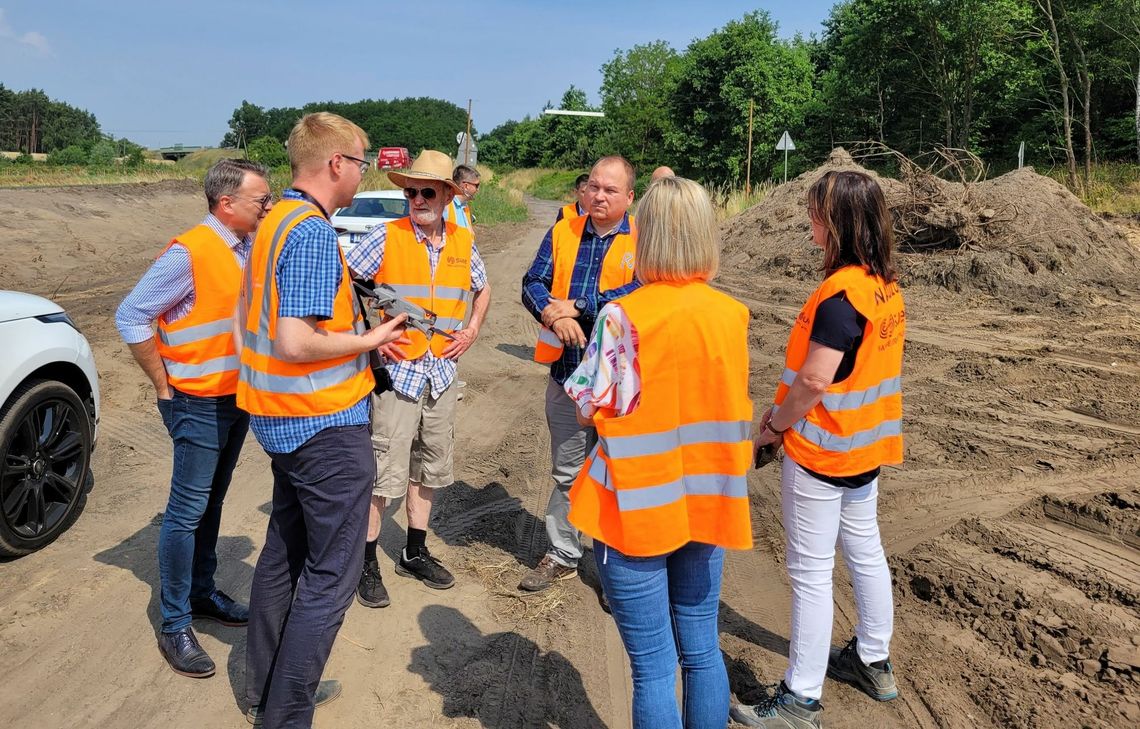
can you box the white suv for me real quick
[0,291,99,557]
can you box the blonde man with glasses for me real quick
[347,150,491,609]
[116,158,271,680]
[239,113,409,728]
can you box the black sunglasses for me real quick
[404,187,438,201]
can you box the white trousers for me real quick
[781,457,894,700]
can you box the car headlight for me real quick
[35,311,80,331]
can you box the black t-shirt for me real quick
[803,292,880,489]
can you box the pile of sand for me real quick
[721,149,1139,303]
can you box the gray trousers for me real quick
[543,377,597,567]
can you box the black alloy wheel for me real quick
[0,380,92,557]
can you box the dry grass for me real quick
[0,163,196,188]
[712,181,775,220]
[497,168,558,195]
[462,554,576,625]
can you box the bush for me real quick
[247,136,288,168]
[126,147,147,168]
[12,152,34,165]
[88,140,117,167]
[529,170,587,201]
[48,145,88,166]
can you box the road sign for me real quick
[456,132,477,166]
[1018,141,1025,169]
[775,131,796,183]
[542,109,605,117]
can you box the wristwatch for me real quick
[573,297,587,313]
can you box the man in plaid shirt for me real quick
[347,150,491,608]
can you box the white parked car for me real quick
[331,190,408,254]
[0,291,99,557]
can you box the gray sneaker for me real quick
[730,682,823,728]
[518,555,577,592]
[827,636,898,701]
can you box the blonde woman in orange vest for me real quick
[116,158,271,679]
[732,171,904,729]
[566,176,753,729]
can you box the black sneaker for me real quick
[356,561,391,608]
[395,546,455,589]
[190,589,249,627]
[246,679,342,725]
[730,681,823,728]
[827,636,898,701]
[157,626,216,678]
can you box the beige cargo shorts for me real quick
[370,384,458,498]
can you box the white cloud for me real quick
[0,9,52,56]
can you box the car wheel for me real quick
[0,379,93,557]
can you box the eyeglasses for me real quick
[337,154,371,175]
[233,193,273,209]
[463,181,480,190]
[404,187,438,201]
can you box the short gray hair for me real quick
[452,164,480,184]
[205,158,269,210]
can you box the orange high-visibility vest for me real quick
[534,214,637,364]
[154,225,242,396]
[775,265,905,476]
[237,200,374,417]
[446,199,475,229]
[568,281,754,557]
[557,202,583,223]
[374,218,474,360]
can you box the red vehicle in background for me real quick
[376,147,411,170]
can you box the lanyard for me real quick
[290,188,329,219]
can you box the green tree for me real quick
[666,11,816,183]
[47,145,87,165]
[600,41,681,169]
[539,87,608,168]
[246,135,288,167]
[88,139,117,167]
[221,100,268,148]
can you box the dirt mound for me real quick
[893,490,1140,728]
[721,149,1139,304]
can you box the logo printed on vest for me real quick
[621,252,634,270]
[446,255,468,267]
[879,309,906,339]
[874,280,901,305]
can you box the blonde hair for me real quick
[287,112,370,174]
[634,176,719,283]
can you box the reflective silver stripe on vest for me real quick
[433,317,465,331]
[388,283,432,299]
[587,453,748,512]
[163,355,239,379]
[790,418,902,453]
[781,367,901,412]
[434,285,474,305]
[242,355,367,394]
[159,318,234,347]
[537,327,563,347]
[603,420,752,460]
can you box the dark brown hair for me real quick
[807,170,896,282]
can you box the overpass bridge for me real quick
[156,144,209,161]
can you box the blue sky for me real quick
[1,1,836,149]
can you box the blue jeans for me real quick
[594,540,728,729]
[156,390,249,633]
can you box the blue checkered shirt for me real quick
[521,213,640,384]
[346,219,486,400]
[248,189,371,454]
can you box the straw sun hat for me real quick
[387,150,461,194]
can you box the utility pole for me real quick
[745,99,754,195]
[464,99,472,166]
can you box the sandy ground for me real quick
[0,183,1137,729]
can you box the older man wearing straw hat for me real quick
[346,150,491,608]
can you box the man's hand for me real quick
[365,313,411,350]
[551,317,586,348]
[541,298,579,327]
[440,326,479,360]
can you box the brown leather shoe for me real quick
[518,555,577,592]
